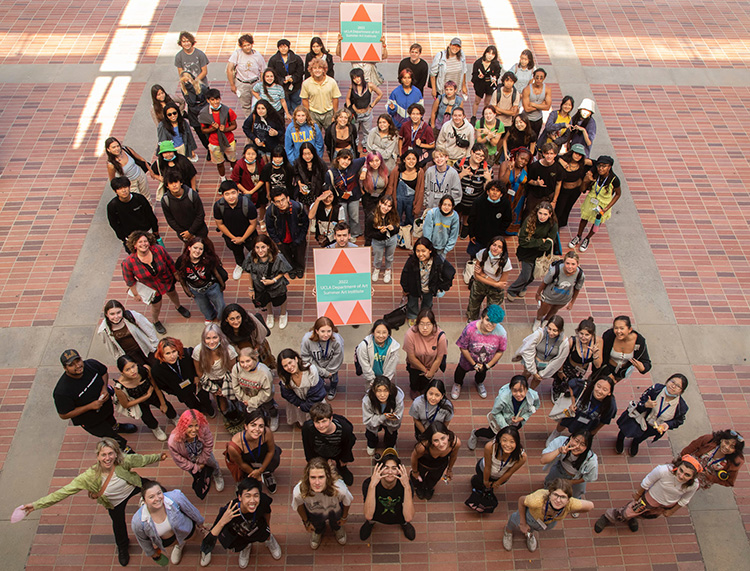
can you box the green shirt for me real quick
[33,453,161,510]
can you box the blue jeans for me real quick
[544,460,587,498]
[285,89,302,112]
[466,239,485,258]
[342,200,362,237]
[372,235,397,270]
[407,292,433,319]
[396,180,415,226]
[191,282,225,321]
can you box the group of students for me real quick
[38,28,744,568]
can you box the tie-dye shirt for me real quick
[456,320,507,369]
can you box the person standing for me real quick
[301,317,345,401]
[175,31,209,83]
[160,172,208,243]
[436,107,475,166]
[53,349,136,453]
[97,299,158,367]
[214,180,258,280]
[268,39,305,113]
[387,69,424,129]
[521,69,552,137]
[420,149,462,215]
[226,34,266,118]
[430,37,468,100]
[175,237,227,324]
[265,189,308,279]
[107,177,160,251]
[301,59,341,131]
[398,43,430,95]
[199,89,238,181]
[105,137,153,202]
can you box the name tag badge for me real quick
[496,213,502,219]
[578,417,590,424]
[179,380,191,389]
[590,198,599,206]
[507,189,516,197]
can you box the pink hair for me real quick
[362,152,389,193]
[173,409,209,441]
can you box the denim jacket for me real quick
[131,490,205,556]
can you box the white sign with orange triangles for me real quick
[340,3,383,62]
[313,246,373,325]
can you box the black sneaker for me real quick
[470,116,477,126]
[424,488,434,501]
[153,321,167,335]
[338,465,354,486]
[359,520,374,541]
[262,472,277,494]
[401,522,416,541]
[414,486,425,500]
[114,422,138,434]
[176,305,192,318]
[327,384,337,401]
[205,406,216,419]
[594,515,609,534]
[459,224,469,239]
[629,440,640,457]
[615,433,625,455]
[117,547,130,566]
[122,445,136,455]
[628,518,639,532]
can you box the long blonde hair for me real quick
[93,438,125,478]
[293,106,317,138]
[198,323,233,376]
[299,457,340,498]
[179,71,202,96]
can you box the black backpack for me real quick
[551,260,584,289]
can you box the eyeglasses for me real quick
[666,379,682,389]
[729,430,745,443]
[550,492,569,501]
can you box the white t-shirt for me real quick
[641,464,699,507]
[476,248,513,282]
[192,343,238,380]
[291,479,353,518]
[229,49,266,83]
[102,473,135,507]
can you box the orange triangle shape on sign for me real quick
[330,251,357,274]
[362,43,380,61]
[343,43,360,61]
[323,303,344,324]
[352,4,371,21]
[347,301,370,325]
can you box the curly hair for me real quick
[299,457,340,498]
[523,201,557,238]
[125,230,156,254]
[172,409,209,442]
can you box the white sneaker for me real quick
[526,531,538,552]
[372,269,380,282]
[170,544,183,564]
[238,544,251,568]
[265,534,282,560]
[532,319,541,331]
[233,265,243,280]
[152,427,167,441]
[477,383,488,399]
[200,551,212,567]
[310,531,322,550]
[334,526,347,545]
[367,446,376,456]
[279,313,288,329]
[383,269,391,283]
[189,154,199,163]
[214,469,225,492]
[467,429,478,451]
[450,383,461,400]
[265,313,274,329]
[171,417,179,427]
[220,176,227,182]
[502,529,513,551]
[269,415,279,432]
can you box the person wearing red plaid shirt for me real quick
[122,231,191,334]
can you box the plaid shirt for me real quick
[121,244,177,295]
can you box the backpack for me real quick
[162,187,196,208]
[353,339,367,376]
[551,260,584,289]
[217,195,250,218]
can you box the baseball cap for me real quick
[60,349,81,365]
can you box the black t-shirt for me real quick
[362,477,406,525]
[214,495,272,548]
[176,258,215,288]
[312,419,344,459]
[398,57,430,94]
[213,196,258,236]
[53,359,110,426]
[527,160,562,199]
[151,155,197,187]
[261,163,295,195]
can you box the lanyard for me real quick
[411,121,422,143]
[656,396,671,418]
[542,499,565,523]
[242,431,263,463]
[318,339,330,360]
[543,332,555,360]
[373,172,380,191]
[593,176,608,199]
[434,167,448,194]
[168,361,183,381]
[497,452,512,473]
[578,337,592,363]
[426,402,439,425]
[237,501,257,526]
[707,446,725,468]
[282,57,289,74]
[335,169,352,191]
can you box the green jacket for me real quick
[516,217,557,263]
[33,453,161,510]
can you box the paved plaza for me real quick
[0,0,749,569]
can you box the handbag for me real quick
[397,224,413,250]
[113,382,143,420]
[224,441,246,483]
[464,474,498,513]
[191,465,213,500]
[549,380,586,421]
[383,303,408,330]
[533,250,561,279]
[463,259,475,285]
[412,218,424,239]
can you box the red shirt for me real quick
[121,244,177,295]
[203,107,237,146]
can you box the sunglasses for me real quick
[166,112,178,117]
[729,430,744,443]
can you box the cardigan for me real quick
[362,387,405,433]
[400,254,455,297]
[33,453,161,510]
[599,328,652,378]
[168,424,215,474]
[488,383,540,432]
[513,328,570,379]
[356,335,401,384]
[97,311,158,361]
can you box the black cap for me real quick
[60,349,81,365]
[277,39,291,48]
[596,155,614,166]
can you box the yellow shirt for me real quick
[524,489,583,523]
[300,76,342,113]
